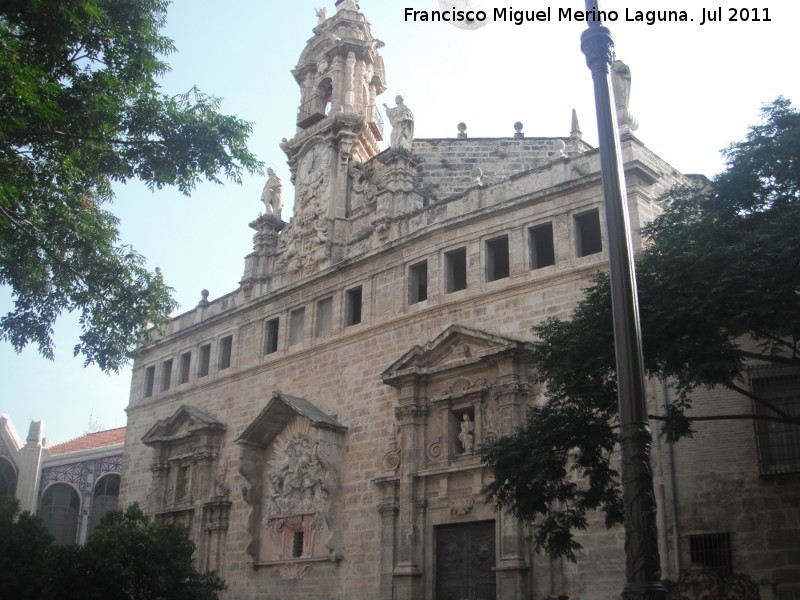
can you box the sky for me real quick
[2,0,799,446]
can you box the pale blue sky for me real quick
[2,0,798,445]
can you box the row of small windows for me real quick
[144,335,233,398]
[267,286,363,355]
[410,210,602,304]
[142,212,601,394]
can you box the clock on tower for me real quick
[275,1,387,275]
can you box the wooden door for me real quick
[435,521,496,600]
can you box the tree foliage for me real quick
[0,499,225,599]
[0,0,262,371]
[480,98,800,561]
[0,498,54,599]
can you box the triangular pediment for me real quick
[235,391,347,450]
[142,405,225,446]
[381,324,532,387]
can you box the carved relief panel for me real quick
[236,391,347,581]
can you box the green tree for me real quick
[0,0,262,371]
[0,498,54,600]
[46,504,225,600]
[480,98,800,561]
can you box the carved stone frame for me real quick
[377,324,536,600]
[141,405,230,575]
[236,391,347,579]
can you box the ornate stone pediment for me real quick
[381,324,533,386]
[236,391,347,450]
[142,405,226,446]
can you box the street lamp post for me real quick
[579,3,666,600]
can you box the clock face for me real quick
[298,142,328,183]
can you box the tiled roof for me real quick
[49,427,126,455]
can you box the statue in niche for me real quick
[458,413,474,454]
[260,168,283,219]
[383,95,414,150]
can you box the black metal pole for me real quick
[579,3,666,600]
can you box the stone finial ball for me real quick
[514,121,523,132]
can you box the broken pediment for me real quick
[381,324,533,387]
[142,405,226,446]
[235,391,347,450]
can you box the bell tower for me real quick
[278,0,387,273]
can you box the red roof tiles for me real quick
[49,427,126,455]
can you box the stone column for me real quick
[493,380,530,599]
[377,498,399,600]
[15,421,44,513]
[392,399,427,599]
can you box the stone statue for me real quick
[315,7,327,24]
[383,95,414,150]
[260,168,283,219]
[611,59,639,133]
[458,413,474,453]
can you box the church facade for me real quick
[121,2,800,599]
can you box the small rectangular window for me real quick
[575,210,602,257]
[444,248,467,293]
[529,222,555,269]
[161,359,173,392]
[264,318,280,355]
[486,235,510,282]
[292,530,304,558]
[315,297,333,338]
[179,351,191,384]
[689,533,733,577]
[198,344,211,377]
[144,366,155,398]
[409,260,428,304]
[345,287,362,326]
[218,335,232,370]
[290,308,305,346]
[752,372,800,475]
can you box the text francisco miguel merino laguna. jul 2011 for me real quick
[403,6,772,26]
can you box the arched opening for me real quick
[39,483,80,545]
[0,458,17,499]
[88,473,121,537]
[298,78,333,129]
[317,78,333,115]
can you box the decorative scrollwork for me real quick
[450,496,474,517]
[381,450,400,471]
[276,563,313,582]
[427,438,442,461]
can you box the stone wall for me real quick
[120,136,799,600]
